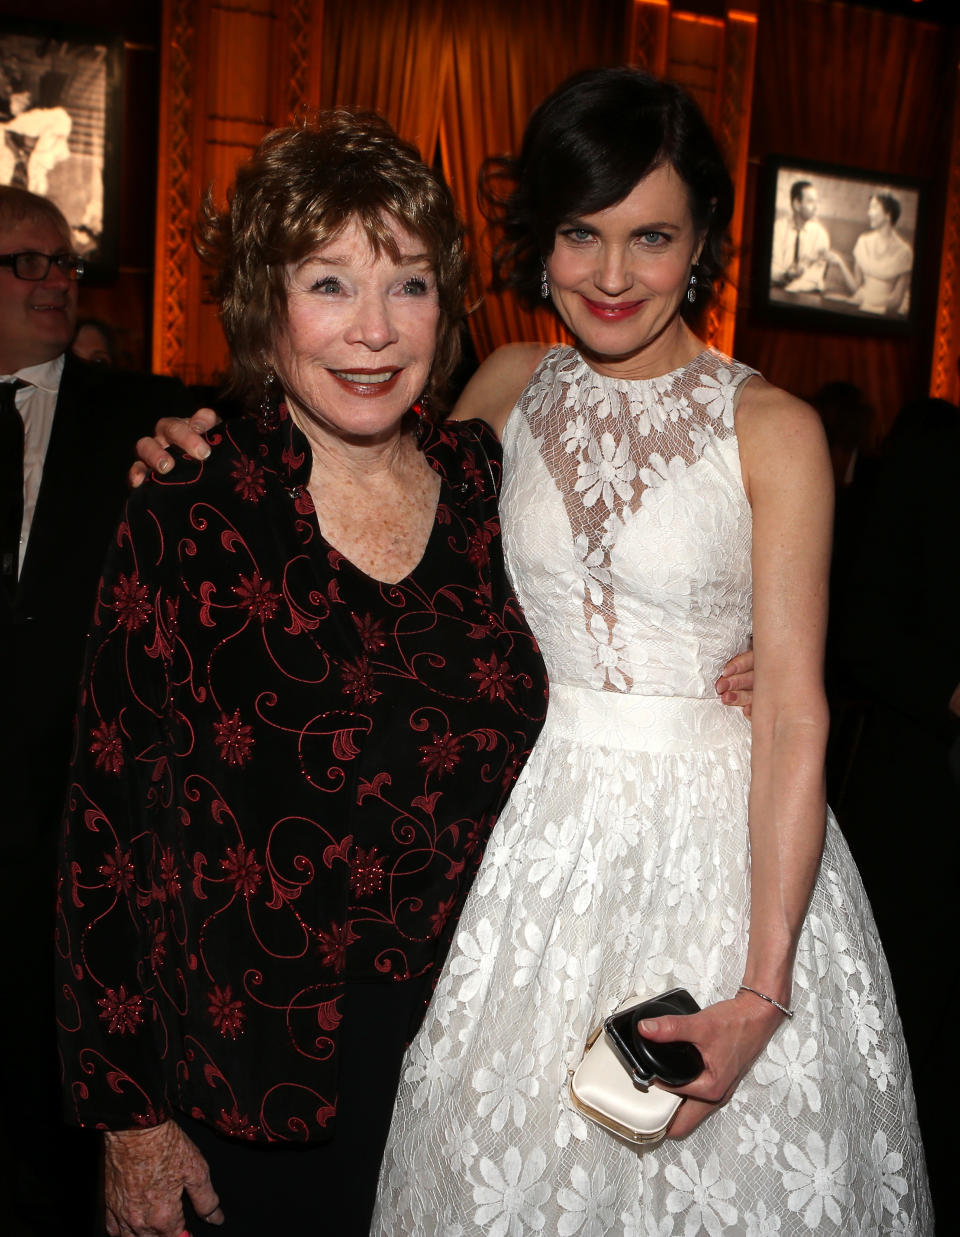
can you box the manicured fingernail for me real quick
[640,1019,656,1032]
[198,444,211,458]
[158,458,172,473]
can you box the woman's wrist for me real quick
[736,983,794,1019]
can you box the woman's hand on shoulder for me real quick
[450,342,549,439]
[103,1119,224,1236]
[129,408,222,488]
[639,993,785,1139]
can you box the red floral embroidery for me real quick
[99,846,135,894]
[208,984,246,1039]
[159,848,181,900]
[216,1106,259,1139]
[230,456,267,502]
[349,847,385,898]
[89,719,124,774]
[221,843,264,897]
[233,571,280,621]
[419,731,463,777]
[98,986,144,1035]
[353,611,387,653]
[464,816,487,856]
[149,928,167,969]
[111,572,151,630]
[469,651,515,702]
[213,709,255,766]
[340,656,380,705]
[468,526,492,568]
[315,919,359,972]
[428,895,456,938]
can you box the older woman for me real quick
[826,190,913,315]
[56,111,548,1237]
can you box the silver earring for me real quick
[540,263,550,300]
[258,369,279,429]
[686,271,698,304]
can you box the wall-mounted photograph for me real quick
[0,20,122,280]
[755,157,923,334]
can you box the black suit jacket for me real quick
[1,355,195,860]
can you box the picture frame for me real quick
[754,156,924,335]
[0,18,123,282]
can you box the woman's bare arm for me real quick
[449,342,548,439]
[639,379,833,1137]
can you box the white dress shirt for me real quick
[1,353,64,576]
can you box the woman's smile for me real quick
[328,366,403,396]
[579,296,646,321]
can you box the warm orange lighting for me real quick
[727,10,759,23]
[672,12,725,28]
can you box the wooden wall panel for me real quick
[931,61,960,404]
[153,0,325,385]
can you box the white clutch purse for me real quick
[568,995,687,1145]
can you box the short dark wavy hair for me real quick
[197,110,468,413]
[480,67,734,315]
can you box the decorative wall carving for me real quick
[153,0,199,377]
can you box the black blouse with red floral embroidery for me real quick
[56,409,547,1143]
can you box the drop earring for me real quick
[258,369,279,430]
[540,263,550,300]
[686,270,698,304]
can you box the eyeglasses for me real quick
[0,251,85,281]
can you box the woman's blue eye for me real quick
[402,276,429,295]
[312,276,341,293]
[641,231,668,245]
[563,228,592,242]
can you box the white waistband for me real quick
[544,682,750,754]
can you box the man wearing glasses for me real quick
[0,186,196,1237]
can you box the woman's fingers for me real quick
[183,1175,224,1227]
[665,1095,720,1139]
[132,409,219,483]
[133,433,176,479]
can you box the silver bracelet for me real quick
[738,984,794,1019]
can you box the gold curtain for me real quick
[317,0,451,161]
[439,0,628,359]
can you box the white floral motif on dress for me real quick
[471,1144,552,1236]
[574,429,636,509]
[472,1039,540,1132]
[780,1130,855,1227]
[556,1163,619,1236]
[664,1149,738,1234]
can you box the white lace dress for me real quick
[372,347,932,1236]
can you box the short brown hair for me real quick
[0,186,71,244]
[197,110,468,413]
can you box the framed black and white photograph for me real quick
[0,20,123,280]
[754,157,923,334]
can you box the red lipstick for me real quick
[580,296,645,321]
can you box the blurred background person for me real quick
[71,316,118,366]
[0,185,195,1237]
